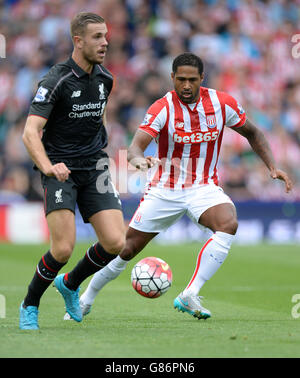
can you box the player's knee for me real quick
[119,238,141,261]
[219,218,238,235]
[102,236,125,255]
[51,242,74,263]
[119,246,134,260]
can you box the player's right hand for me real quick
[131,156,161,171]
[45,163,71,182]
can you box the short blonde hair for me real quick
[70,12,105,38]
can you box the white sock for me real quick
[80,255,128,305]
[183,231,235,296]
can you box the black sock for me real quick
[23,251,66,308]
[63,243,117,291]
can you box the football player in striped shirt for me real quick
[78,52,292,320]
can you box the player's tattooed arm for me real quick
[232,119,293,193]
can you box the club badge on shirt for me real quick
[206,114,217,128]
[99,83,106,100]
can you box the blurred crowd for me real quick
[0,0,299,204]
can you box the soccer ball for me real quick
[131,256,173,298]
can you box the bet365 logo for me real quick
[291,294,300,319]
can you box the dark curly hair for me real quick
[172,52,204,75]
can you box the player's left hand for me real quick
[270,168,293,193]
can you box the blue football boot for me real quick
[54,274,82,322]
[19,301,39,330]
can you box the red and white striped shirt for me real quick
[139,87,246,190]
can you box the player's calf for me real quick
[63,242,118,291]
[20,250,67,330]
[23,250,67,308]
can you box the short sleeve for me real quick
[223,94,246,128]
[29,74,60,120]
[139,98,168,138]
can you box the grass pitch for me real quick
[0,242,300,358]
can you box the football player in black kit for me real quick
[19,12,126,329]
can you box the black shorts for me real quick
[41,168,122,223]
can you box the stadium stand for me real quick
[0,0,299,204]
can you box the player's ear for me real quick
[200,73,204,82]
[73,35,83,49]
[171,72,175,80]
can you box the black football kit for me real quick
[29,57,121,222]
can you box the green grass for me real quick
[0,242,300,358]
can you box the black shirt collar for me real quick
[67,57,87,78]
[92,64,103,77]
[67,56,103,78]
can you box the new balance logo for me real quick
[71,90,81,98]
[175,121,185,129]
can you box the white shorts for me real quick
[129,184,234,233]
